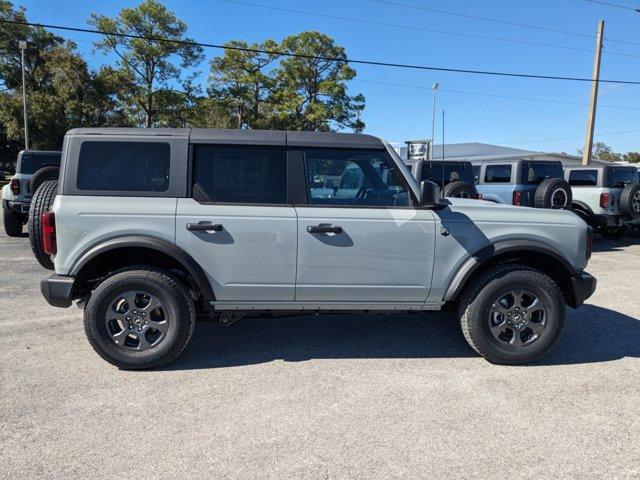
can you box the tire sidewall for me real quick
[84,273,193,368]
[443,181,477,199]
[536,178,572,209]
[620,183,640,220]
[466,270,565,363]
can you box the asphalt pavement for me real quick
[1,219,639,479]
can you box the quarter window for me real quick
[484,164,512,183]
[568,170,598,187]
[303,148,411,207]
[192,145,286,204]
[77,142,170,192]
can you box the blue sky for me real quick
[18,0,640,154]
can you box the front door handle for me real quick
[307,224,343,234]
[186,222,223,232]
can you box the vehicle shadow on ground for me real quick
[167,304,639,370]
[592,235,638,253]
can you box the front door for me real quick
[176,144,297,301]
[295,147,436,303]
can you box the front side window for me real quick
[304,148,411,207]
[77,142,170,192]
[484,164,512,183]
[522,161,564,185]
[192,145,286,204]
[607,167,637,188]
[568,169,598,186]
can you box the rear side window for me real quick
[568,170,598,186]
[522,161,564,185]
[192,145,286,204]
[607,167,637,188]
[20,153,61,174]
[484,164,512,183]
[77,142,170,192]
[420,162,474,187]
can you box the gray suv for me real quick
[40,128,596,369]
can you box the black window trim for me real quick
[568,168,599,187]
[296,146,419,209]
[483,163,513,184]
[188,143,290,207]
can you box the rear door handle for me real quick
[307,225,343,234]
[186,222,223,232]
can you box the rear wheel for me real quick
[28,180,58,270]
[459,265,565,365]
[3,204,23,236]
[83,268,196,370]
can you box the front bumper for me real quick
[568,272,597,309]
[40,274,75,308]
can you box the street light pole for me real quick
[430,82,439,160]
[19,40,29,151]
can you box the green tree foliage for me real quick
[578,141,622,163]
[0,1,126,167]
[622,152,640,164]
[208,32,365,132]
[89,0,204,127]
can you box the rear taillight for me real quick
[586,227,593,261]
[10,178,20,195]
[41,212,56,256]
[599,192,609,208]
[512,191,523,206]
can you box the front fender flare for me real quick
[69,235,215,302]
[443,239,577,302]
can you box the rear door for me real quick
[294,147,436,303]
[175,144,297,302]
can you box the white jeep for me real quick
[40,128,596,369]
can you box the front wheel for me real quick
[84,268,196,370]
[3,205,23,237]
[459,265,565,365]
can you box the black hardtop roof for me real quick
[66,128,385,149]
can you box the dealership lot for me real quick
[1,221,639,479]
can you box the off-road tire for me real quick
[442,180,477,199]
[534,178,572,209]
[29,165,60,194]
[28,180,58,270]
[619,183,640,220]
[458,264,565,365]
[84,268,196,370]
[3,204,23,236]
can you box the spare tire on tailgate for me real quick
[534,178,572,209]
[28,179,58,270]
[442,181,477,199]
[29,165,60,194]
[619,183,640,220]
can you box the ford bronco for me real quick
[40,128,596,369]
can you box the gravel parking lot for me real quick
[1,219,639,480]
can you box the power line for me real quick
[2,19,640,85]
[220,0,625,56]
[371,0,640,47]
[586,0,640,12]
[354,78,640,110]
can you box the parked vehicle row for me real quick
[17,128,595,370]
[406,158,640,238]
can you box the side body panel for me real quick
[175,200,298,301]
[295,206,436,302]
[427,200,588,302]
[52,195,178,274]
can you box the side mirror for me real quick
[420,180,442,207]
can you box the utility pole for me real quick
[430,82,439,160]
[582,20,604,165]
[19,40,29,151]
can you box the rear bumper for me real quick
[568,272,597,309]
[4,200,30,214]
[40,274,75,308]
[590,214,623,228]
